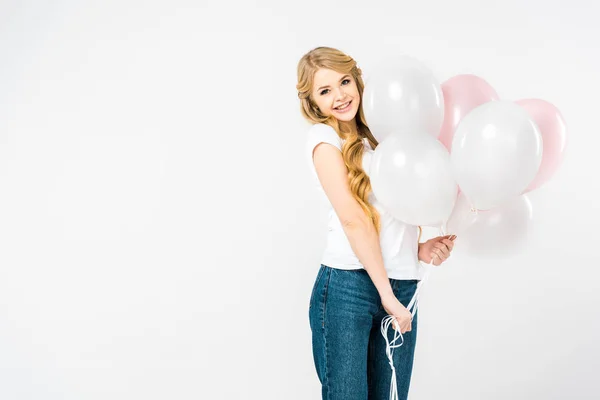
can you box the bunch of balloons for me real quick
[363,55,567,255]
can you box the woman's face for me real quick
[311,68,360,122]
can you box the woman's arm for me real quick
[341,218,394,298]
[312,142,394,298]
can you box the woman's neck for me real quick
[339,119,358,134]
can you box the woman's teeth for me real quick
[335,101,351,111]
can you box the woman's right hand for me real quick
[381,292,412,334]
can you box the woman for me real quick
[296,46,456,400]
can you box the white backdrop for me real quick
[0,0,598,399]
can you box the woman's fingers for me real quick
[431,249,447,263]
[401,320,411,334]
[442,238,454,251]
[428,236,458,266]
[392,317,412,334]
[392,320,411,334]
[434,242,451,257]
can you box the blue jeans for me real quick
[309,264,419,400]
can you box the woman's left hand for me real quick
[418,234,456,266]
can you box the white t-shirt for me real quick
[306,123,421,280]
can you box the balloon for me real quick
[362,55,444,143]
[450,101,543,210]
[370,133,458,227]
[439,74,499,152]
[446,192,534,258]
[515,99,567,192]
[444,190,478,236]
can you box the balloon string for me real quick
[382,224,443,400]
[382,259,433,400]
[381,315,403,400]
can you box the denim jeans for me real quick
[309,264,419,400]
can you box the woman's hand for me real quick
[418,234,456,266]
[381,292,413,334]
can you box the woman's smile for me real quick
[333,100,353,113]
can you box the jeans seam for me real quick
[321,267,332,329]
[323,317,330,400]
[367,330,374,395]
[309,265,326,309]
[321,267,333,400]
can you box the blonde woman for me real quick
[297,47,456,400]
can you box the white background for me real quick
[0,0,598,399]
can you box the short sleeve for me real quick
[305,124,342,178]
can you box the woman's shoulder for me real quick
[306,123,341,145]
[307,123,337,136]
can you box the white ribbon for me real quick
[381,226,446,400]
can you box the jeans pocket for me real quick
[394,279,419,307]
[309,265,326,309]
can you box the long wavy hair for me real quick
[296,46,382,234]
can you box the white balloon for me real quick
[363,55,444,143]
[446,192,533,258]
[444,191,476,236]
[450,101,543,210]
[370,133,457,227]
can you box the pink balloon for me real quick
[516,99,567,192]
[439,74,499,151]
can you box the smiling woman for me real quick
[296,47,430,400]
[313,72,358,118]
[296,48,380,234]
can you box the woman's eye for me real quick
[319,79,350,95]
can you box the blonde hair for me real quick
[296,46,381,234]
